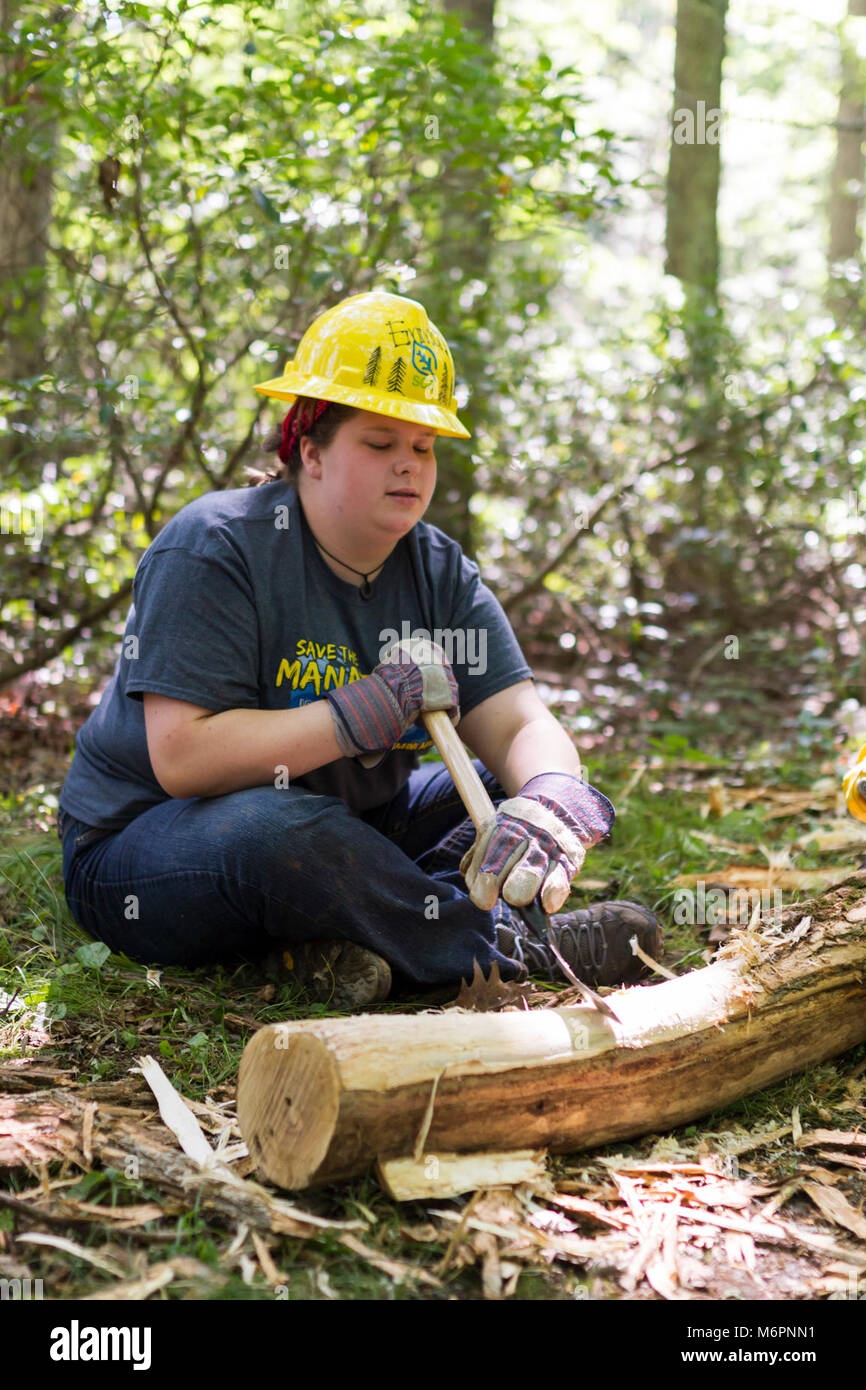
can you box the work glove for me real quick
[459,771,615,912]
[326,637,460,769]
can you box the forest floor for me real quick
[1,689,865,1303]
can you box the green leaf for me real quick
[68,1171,108,1199]
[76,940,111,969]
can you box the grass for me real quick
[1,735,864,1300]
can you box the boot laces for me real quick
[500,912,610,981]
[555,917,608,975]
[498,910,609,981]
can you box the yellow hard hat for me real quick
[252,289,471,439]
[843,742,866,823]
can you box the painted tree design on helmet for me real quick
[363,346,381,387]
[386,357,406,394]
[438,361,451,406]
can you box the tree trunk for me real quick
[664,0,729,295]
[0,2,64,479]
[829,0,866,271]
[662,0,730,535]
[237,873,866,1191]
[423,0,498,553]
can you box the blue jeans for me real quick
[55,760,520,990]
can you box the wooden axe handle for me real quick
[422,710,621,1021]
[421,709,496,832]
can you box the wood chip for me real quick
[675,1206,786,1241]
[435,1188,485,1276]
[628,935,678,980]
[52,1198,167,1227]
[378,1149,547,1202]
[13,1176,90,1200]
[801,1165,844,1185]
[412,1067,447,1162]
[399,1223,440,1243]
[337,1232,441,1286]
[816,1149,866,1172]
[476,1232,503,1300]
[623,1203,671,1291]
[134,1057,214,1167]
[672,866,854,891]
[16,1232,126,1276]
[251,1230,283,1286]
[669,1179,756,1210]
[741,1124,797,1154]
[773,1216,866,1264]
[612,1172,652,1231]
[724,1231,757,1271]
[80,1263,177,1301]
[432,1205,627,1261]
[801,1182,866,1241]
[548,1192,631,1230]
[798,1128,866,1149]
[226,1223,250,1257]
[645,1203,683,1299]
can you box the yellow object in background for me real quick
[843,741,866,823]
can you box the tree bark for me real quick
[237,873,866,1191]
[664,0,729,295]
[829,0,866,268]
[0,3,66,479]
[423,0,498,553]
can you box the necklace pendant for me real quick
[360,577,373,599]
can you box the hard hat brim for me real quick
[252,371,471,440]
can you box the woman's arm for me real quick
[456,680,582,797]
[143,694,344,799]
[144,643,461,800]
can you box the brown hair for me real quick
[243,396,362,488]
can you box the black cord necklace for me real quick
[301,504,388,598]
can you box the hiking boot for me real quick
[275,939,392,1010]
[494,899,663,988]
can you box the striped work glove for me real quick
[459,771,615,912]
[326,638,460,769]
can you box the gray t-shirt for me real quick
[58,482,534,829]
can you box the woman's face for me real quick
[300,409,437,542]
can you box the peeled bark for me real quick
[237,874,866,1191]
[377,1148,547,1201]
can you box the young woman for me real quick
[56,289,661,1009]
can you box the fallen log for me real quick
[237,873,866,1191]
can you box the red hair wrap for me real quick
[278,397,332,464]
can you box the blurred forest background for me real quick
[1,0,865,816]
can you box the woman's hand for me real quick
[459,771,615,912]
[327,637,460,768]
